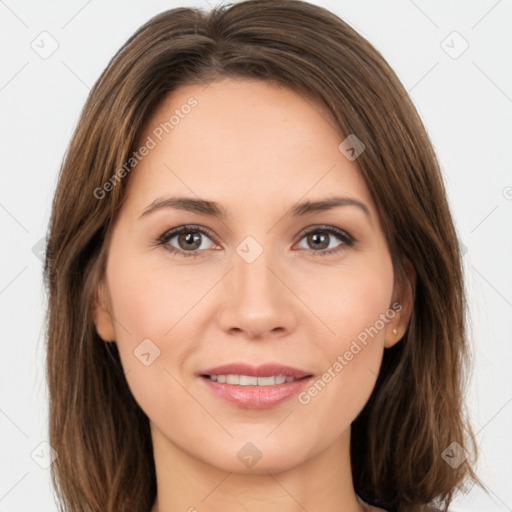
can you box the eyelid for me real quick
[292,225,355,256]
[294,224,355,244]
[155,224,219,259]
[157,224,217,245]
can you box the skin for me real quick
[93,78,414,512]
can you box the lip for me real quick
[200,377,313,409]
[197,362,314,409]
[198,362,313,379]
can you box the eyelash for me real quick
[155,224,355,258]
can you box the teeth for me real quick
[257,376,276,386]
[207,374,299,386]
[240,375,258,385]
[226,374,239,385]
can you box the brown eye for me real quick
[177,231,203,251]
[158,225,217,257]
[306,232,330,250]
[295,226,354,256]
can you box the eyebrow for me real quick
[138,195,371,220]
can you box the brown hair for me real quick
[44,1,481,511]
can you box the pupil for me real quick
[180,232,201,250]
[310,232,328,250]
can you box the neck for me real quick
[149,424,371,512]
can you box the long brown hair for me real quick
[44,1,481,510]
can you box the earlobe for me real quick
[385,260,416,348]
[91,281,116,343]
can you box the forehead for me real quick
[125,78,375,217]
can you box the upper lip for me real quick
[199,363,313,379]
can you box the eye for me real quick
[156,224,355,258]
[157,224,217,258]
[294,225,355,256]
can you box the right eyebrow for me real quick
[139,197,226,220]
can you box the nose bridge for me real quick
[233,235,280,304]
[216,234,296,337]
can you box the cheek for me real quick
[104,246,205,411]
[107,243,208,341]
[330,273,393,347]
[295,256,394,419]
[301,252,394,345]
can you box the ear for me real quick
[384,259,416,348]
[91,279,116,343]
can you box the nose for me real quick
[216,242,298,341]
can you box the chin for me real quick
[197,431,317,475]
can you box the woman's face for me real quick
[93,78,409,474]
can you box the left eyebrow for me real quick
[138,195,371,221]
[289,196,371,219]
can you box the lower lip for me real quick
[200,376,313,409]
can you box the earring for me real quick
[392,328,398,336]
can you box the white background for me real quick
[1,0,511,511]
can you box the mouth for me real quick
[198,362,313,380]
[200,374,311,385]
[197,363,314,409]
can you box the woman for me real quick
[44,1,481,511]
